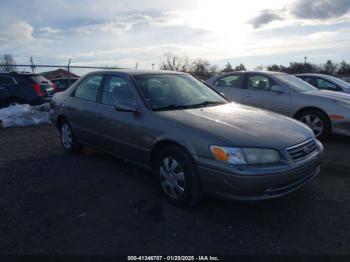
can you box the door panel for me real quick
[242,74,292,115]
[213,74,244,102]
[67,74,104,144]
[94,75,142,162]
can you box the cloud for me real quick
[0,22,34,43]
[291,0,350,20]
[249,0,350,29]
[249,10,283,28]
[39,27,61,34]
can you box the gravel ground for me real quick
[0,124,349,255]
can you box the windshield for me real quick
[133,74,227,111]
[323,75,350,90]
[274,74,317,92]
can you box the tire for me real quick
[155,145,202,208]
[296,109,331,140]
[59,119,84,154]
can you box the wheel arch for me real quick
[56,114,66,128]
[150,139,195,169]
[293,106,330,121]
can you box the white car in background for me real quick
[206,71,350,140]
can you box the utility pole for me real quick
[304,56,308,64]
[152,63,155,70]
[30,56,36,73]
[67,58,71,87]
[135,61,139,69]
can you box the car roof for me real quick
[207,70,287,81]
[86,69,187,76]
[294,73,327,77]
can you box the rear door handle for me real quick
[97,115,103,120]
[244,93,252,97]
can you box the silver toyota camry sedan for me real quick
[207,71,350,140]
[50,70,324,208]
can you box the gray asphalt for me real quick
[0,124,349,255]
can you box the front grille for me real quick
[286,139,317,162]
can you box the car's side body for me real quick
[51,70,324,204]
[206,71,350,137]
[0,72,52,107]
[295,73,350,94]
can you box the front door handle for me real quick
[244,93,252,97]
[97,115,103,120]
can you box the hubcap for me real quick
[159,157,185,199]
[61,124,73,149]
[300,114,324,137]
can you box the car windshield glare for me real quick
[134,74,227,111]
[275,74,317,92]
[323,75,350,90]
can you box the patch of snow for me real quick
[0,103,50,128]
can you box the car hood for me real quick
[304,89,350,100]
[157,103,314,150]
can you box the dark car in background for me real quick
[51,77,80,92]
[295,73,350,94]
[0,72,53,108]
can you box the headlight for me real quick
[210,146,280,165]
[337,100,350,109]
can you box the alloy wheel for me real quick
[300,114,324,137]
[61,123,73,149]
[159,157,185,199]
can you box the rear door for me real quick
[94,74,143,162]
[211,73,244,102]
[241,73,292,115]
[67,74,104,144]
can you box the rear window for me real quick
[0,75,16,85]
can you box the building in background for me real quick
[40,68,79,80]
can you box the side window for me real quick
[247,75,271,91]
[101,75,135,106]
[0,76,15,85]
[316,78,338,90]
[303,77,317,87]
[74,75,103,102]
[215,75,242,88]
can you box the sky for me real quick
[0,0,350,72]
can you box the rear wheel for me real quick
[59,119,83,154]
[155,145,202,208]
[297,109,331,140]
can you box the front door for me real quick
[94,74,143,163]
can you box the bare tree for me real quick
[159,53,191,72]
[0,54,17,72]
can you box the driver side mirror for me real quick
[115,101,138,113]
[271,85,285,94]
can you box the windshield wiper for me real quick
[188,100,226,108]
[153,104,192,111]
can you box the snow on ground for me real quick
[0,103,50,128]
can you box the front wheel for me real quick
[155,145,202,208]
[297,109,331,140]
[59,119,83,154]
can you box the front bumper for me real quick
[197,145,324,201]
[331,114,350,136]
